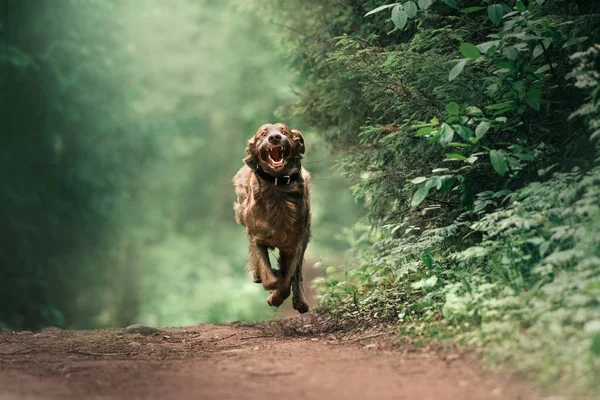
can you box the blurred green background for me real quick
[0,0,360,330]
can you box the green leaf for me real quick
[461,179,474,210]
[535,64,552,74]
[417,0,433,10]
[465,106,483,117]
[421,252,433,269]
[425,176,440,190]
[416,127,435,136]
[446,101,459,116]
[454,125,473,140]
[532,44,543,59]
[439,176,455,192]
[404,1,418,18]
[446,153,467,160]
[475,121,490,138]
[490,150,508,176]
[460,6,485,13]
[411,176,428,184]
[448,142,471,148]
[525,84,541,111]
[487,4,504,25]
[411,185,430,207]
[515,1,526,11]
[449,59,467,81]
[365,3,400,17]
[486,102,513,110]
[460,43,481,59]
[441,0,458,9]
[477,40,500,54]
[502,46,518,60]
[439,123,454,147]
[391,6,408,29]
[563,36,588,48]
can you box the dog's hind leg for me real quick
[248,240,279,290]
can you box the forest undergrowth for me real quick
[248,0,600,394]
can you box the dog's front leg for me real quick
[292,239,310,314]
[248,239,279,290]
[267,248,301,307]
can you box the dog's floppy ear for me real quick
[291,129,305,154]
[244,135,258,169]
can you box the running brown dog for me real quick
[233,123,311,313]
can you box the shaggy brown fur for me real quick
[233,123,311,313]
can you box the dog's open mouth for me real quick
[263,145,289,169]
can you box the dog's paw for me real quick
[267,292,285,307]
[261,276,279,291]
[293,300,310,314]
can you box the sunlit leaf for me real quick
[465,106,483,117]
[475,121,490,138]
[391,5,408,29]
[404,1,418,18]
[477,40,500,54]
[439,123,455,147]
[364,3,400,17]
[449,59,467,81]
[446,153,467,160]
[416,127,435,136]
[417,0,433,10]
[411,176,428,184]
[490,150,508,176]
[411,185,430,206]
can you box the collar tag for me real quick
[256,166,299,186]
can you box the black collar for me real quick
[255,165,301,186]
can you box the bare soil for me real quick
[0,314,547,400]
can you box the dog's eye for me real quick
[261,131,267,137]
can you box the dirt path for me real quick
[0,315,545,400]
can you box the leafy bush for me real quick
[250,0,600,393]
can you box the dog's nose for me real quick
[268,133,282,143]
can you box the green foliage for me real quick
[316,167,600,392]
[250,0,600,393]
[0,0,360,330]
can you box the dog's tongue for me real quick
[271,147,282,161]
[267,146,285,167]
